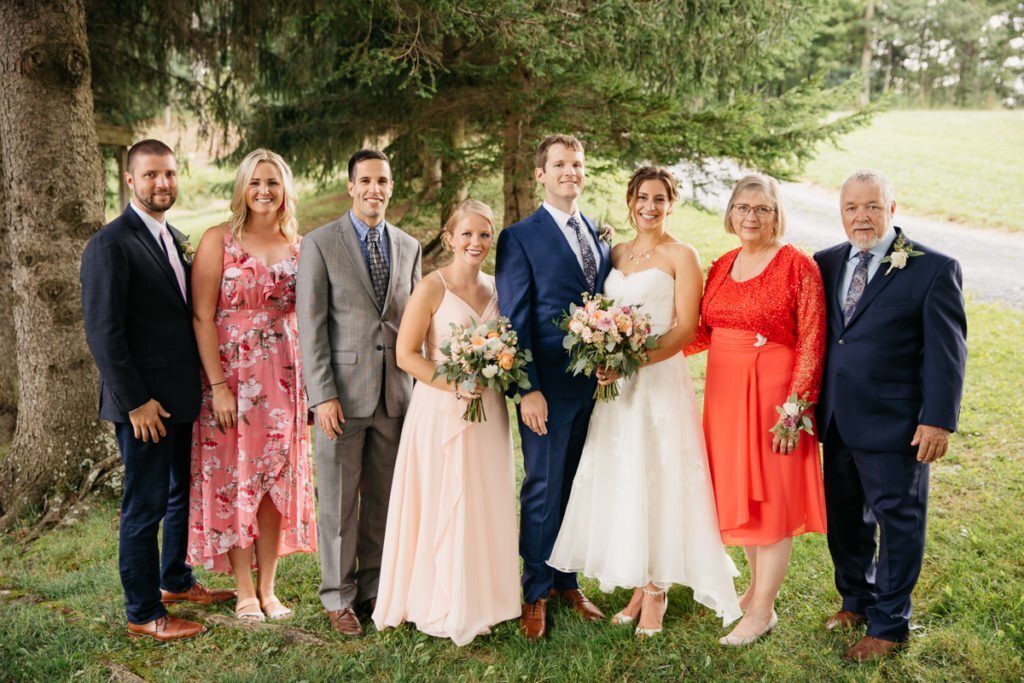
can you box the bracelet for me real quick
[454,389,463,400]
[210,380,227,387]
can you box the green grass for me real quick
[4,199,1022,680]
[803,110,1024,232]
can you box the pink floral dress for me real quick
[187,233,316,572]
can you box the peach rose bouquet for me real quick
[434,316,532,422]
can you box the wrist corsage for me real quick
[770,393,814,449]
[880,234,923,275]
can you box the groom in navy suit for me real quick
[81,140,232,641]
[814,170,967,662]
[496,134,612,641]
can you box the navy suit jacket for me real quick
[80,206,201,424]
[496,207,612,402]
[814,227,967,453]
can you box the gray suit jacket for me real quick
[296,213,422,419]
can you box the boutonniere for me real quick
[880,234,923,275]
[598,223,615,245]
[178,239,195,264]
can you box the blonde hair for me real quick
[228,149,299,241]
[442,199,496,251]
[724,174,786,240]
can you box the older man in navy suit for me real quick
[496,134,612,641]
[81,140,233,641]
[814,170,967,662]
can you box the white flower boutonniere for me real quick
[179,239,195,264]
[599,223,615,245]
[880,234,923,275]
[754,333,768,347]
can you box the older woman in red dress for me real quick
[689,174,827,646]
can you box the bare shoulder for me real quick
[200,222,229,244]
[662,239,701,271]
[413,270,446,300]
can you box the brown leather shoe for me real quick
[161,582,236,605]
[327,607,364,637]
[550,588,605,622]
[520,599,547,641]
[825,610,867,631]
[127,615,205,642]
[843,635,902,662]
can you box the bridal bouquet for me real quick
[433,316,533,422]
[556,292,658,401]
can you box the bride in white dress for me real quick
[548,167,741,638]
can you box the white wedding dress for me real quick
[547,267,742,625]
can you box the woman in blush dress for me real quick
[372,200,519,646]
[688,174,827,646]
[186,149,316,622]
[548,167,742,639]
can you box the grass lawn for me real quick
[3,199,1022,680]
[803,109,1024,232]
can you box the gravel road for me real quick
[679,163,1024,311]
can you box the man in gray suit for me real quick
[296,149,422,637]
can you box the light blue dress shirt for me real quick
[838,227,899,307]
[349,210,391,269]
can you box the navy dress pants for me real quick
[115,421,195,624]
[823,422,930,643]
[518,397,595,604]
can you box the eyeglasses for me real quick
[732,204,776,218]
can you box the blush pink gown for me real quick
[372,275,520,646]
[186,233,316,572]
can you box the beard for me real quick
[137,190,177,213]
[848,224,882,250]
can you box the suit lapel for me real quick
[844,229,904,329]
[580,213,610,286]
[168,224,193,307]
[125,208,188,309]
[823,246,847,333]
[536,208,590,293]
[334,214,381,311]
[382,222,401,313]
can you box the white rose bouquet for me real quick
[433,316,532,422]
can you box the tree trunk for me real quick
[501,109,536,226]
[860,0,876,106]
[0,151,16,446]
[0,0,117,528]
[440,117,467,229]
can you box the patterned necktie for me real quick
[158,227,187,301]
[567,216,597,290]
[365,226,388,309]
[842,250,873,325]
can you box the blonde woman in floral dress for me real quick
[187,149,316,622]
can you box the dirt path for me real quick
[684,166,1024,311]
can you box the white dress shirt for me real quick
[543,201,599,273]
[129,202,168,243]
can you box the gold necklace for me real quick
[628,240,658,262]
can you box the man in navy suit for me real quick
[81,140,232,641]
[814,170,967,662]
[496,134,612,641]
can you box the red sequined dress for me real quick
[689,244,827,546]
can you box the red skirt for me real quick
[703,328,827,546]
